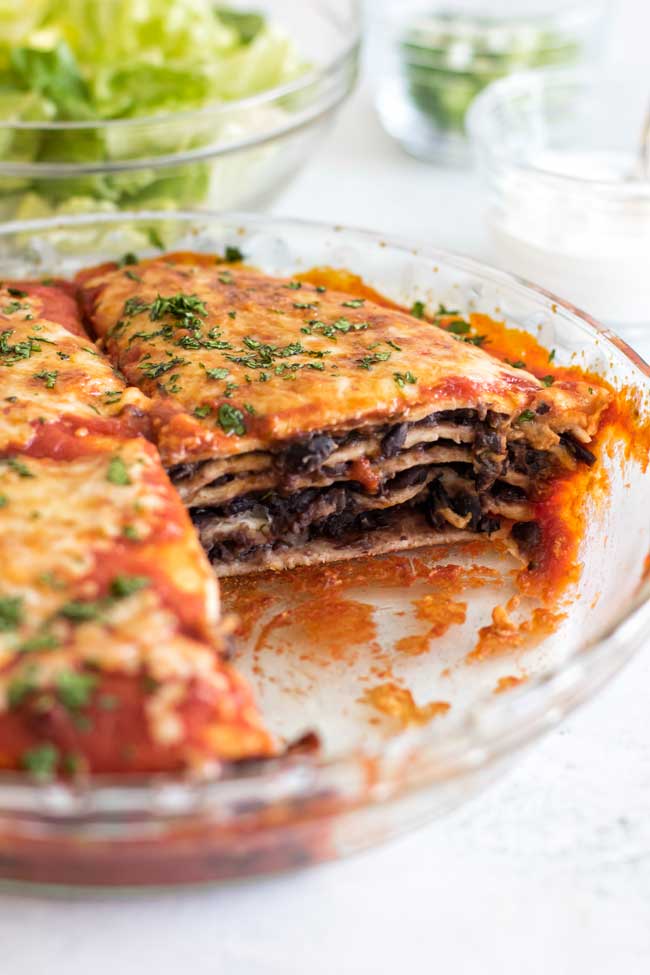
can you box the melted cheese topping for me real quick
[0,286,149,450]
[0,433,272,761]
[0,439,221,644]
[75,258,547,464]
[77,257,610,465]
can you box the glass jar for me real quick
[467,68,650,337]
[374,0,608,165]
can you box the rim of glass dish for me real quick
[466,66,650,198]
[0,1,362,134]
[0,209,648,811]
[0,65,357,178]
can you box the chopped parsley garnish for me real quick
[293,301,319,310]
[464,334,488,347]
[226,337,304,370]
[56,671,97,711]
[149,292,207,322]
[123,297,150,318]
[7,288,27,298]
[62,753,83,775]
[217,403,246,436]
[548,348,556,363]
[446,319,471,335]
[59,574,150,626]
[202,366,229,381]
[56,351,70,360]
[0,494,7,508]
[6,457,34,478]
[358,350,391,370]
[541,375,555,387]
[122,524,140,541]
[106,456,131,486]
[218,271,234,285]
[342,298,365,308]
[518,409,536,423]
[507,360,526,370]
[411,301,425,319]
[0,328,43,364]
[194,405,211,418]
[59,600,104,622]
[0,595,23,632]
[21,743,59,780]
[227,310,237,319]
[7,669,38,709]
[393,371,417,389]
[18,631,59,653]
[103,390,123,402]
[110,575,150,599]
[316,285,327,293]
[386,339,402,351]
[2,300,28,315]
[125,270,142,282]
[117,252,138,267]
[139,355,187,379]
[224,245,244,263]
[285,281,302,290]
[33,369,58,389]
[244,403,256,415]
[302,317,368,340]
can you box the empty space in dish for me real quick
[1,211,649,760]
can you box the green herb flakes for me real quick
[106,457,131,486]
[21,743,59,780]
[33,369,58,389]
[0,595,23,632]
[110,575,150,599]
[6,458,34,478]
[393,371,417,389]
[217,403,246,436]
[56,671,97,711]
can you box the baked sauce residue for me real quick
[361,682,450,728]
[494,675,528,694]
[254,595,377,663]
[394,563,500,655]
[468,599,565,663]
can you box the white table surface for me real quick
[4,3,650,973]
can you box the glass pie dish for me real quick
[0,0,360,222]
[0,210,648,890]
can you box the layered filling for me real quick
[168,407,596,574]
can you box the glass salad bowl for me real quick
[0,210,648,889]
[0,0,360,222]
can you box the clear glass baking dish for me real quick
[0,210,648,890]
[0,0,360,222]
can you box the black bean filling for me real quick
[171,408,595,566]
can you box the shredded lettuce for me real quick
[0,0,308,216]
